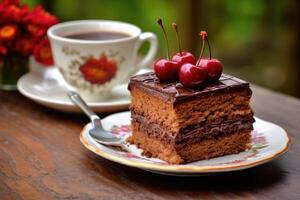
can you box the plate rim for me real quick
[17,73,131,107]
[79,115,291,173]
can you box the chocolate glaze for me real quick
[132,112,254,147]
[129,72,251,103]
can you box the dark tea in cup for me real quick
[64,31,131,41]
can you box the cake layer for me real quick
[130,84,253,133]
[178,130,251,163]
[131,115,253,146]
[128,123,251,164]
[127,127,182,164]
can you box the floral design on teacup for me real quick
[59,46,125,93]
[80,55,117,84]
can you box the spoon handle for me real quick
[67,91,101,126]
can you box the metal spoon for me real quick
[67,91,125,146]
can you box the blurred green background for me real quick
[24,0,300,97]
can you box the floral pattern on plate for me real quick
[106,121,270,165]
[80,111,290,175]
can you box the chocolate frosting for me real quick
[129,72,251,103]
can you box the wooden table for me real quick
[0,85,299,200]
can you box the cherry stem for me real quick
[172,22,182,55]
[196,31,213,66]
[157,18,170,60]
[206,37,212,60]
[196,37,205,66]
[196,31,207,66]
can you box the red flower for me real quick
[0,0,58,60]
[0,24,18,40]
[24,6,58,28]
[0,44,7,55]
[0,2,29,23]
[26,24,45,38]
[14,36,34,56]
[1,0,20,5]
[33,37,54,66]
[80,55,117,84]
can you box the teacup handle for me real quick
[133,32,158,73]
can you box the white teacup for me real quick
[48,20,157,100]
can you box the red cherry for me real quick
[179,63,207,87]
[172,52,196,65]
[154,58,180,82]
[198,58,223,81]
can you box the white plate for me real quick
[17,67,132,113]
[80,111,290,176]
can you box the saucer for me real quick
[80,111,290,176]
[17,67,132,113]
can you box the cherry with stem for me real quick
[171,22,196,65]
[197,30,223,81]
[154,18,180,82]
[178,31,209,87]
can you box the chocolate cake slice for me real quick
[127,72,254,164]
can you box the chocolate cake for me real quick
[127,72,254,164]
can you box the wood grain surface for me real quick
[0,85,299,200]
